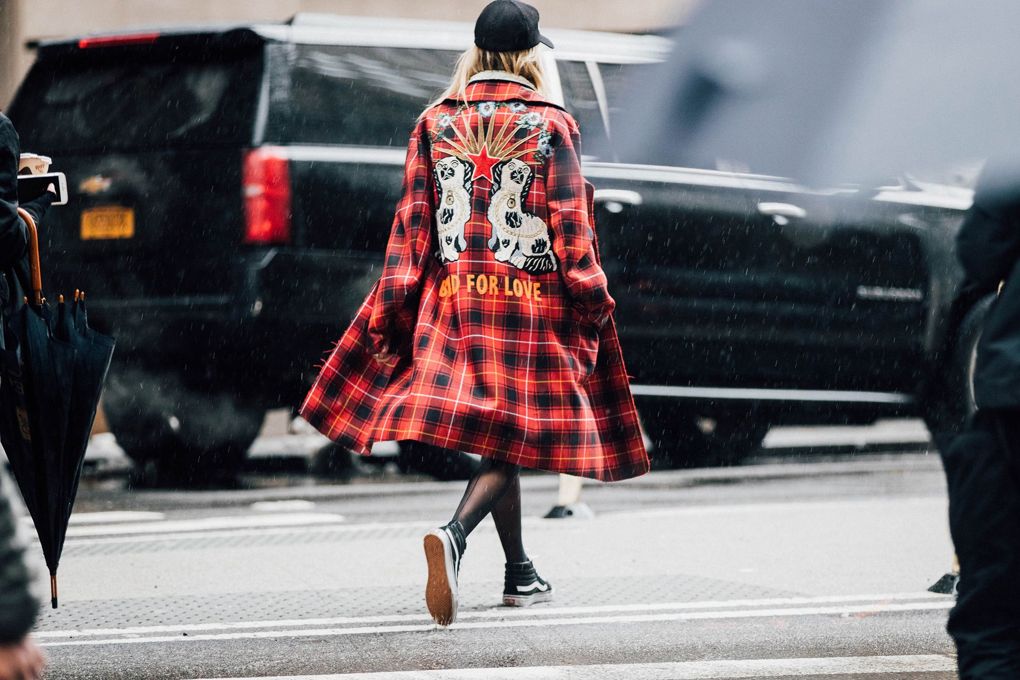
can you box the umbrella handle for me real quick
[16,208,43,306]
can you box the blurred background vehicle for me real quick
[4,14,978,484]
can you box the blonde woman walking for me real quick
[302,0,649,626]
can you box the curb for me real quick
[115,452,943,507]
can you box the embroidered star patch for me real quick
[440,108,545,184]
[466,145,500,183]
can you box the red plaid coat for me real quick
[300,76,649,482]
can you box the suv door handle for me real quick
[757,202,806,219]
[593,189,643,214]
[593,189,643,206]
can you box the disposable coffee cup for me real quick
[18,153,52,175]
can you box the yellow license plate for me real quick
[81,206,135,240]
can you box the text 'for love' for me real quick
[439,274,543,301]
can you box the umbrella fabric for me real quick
[1,296,76,598]
[622,0,1020,187]
[57,298,115,519]
[0,209,114,607]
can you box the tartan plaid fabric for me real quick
[300,79,649,482]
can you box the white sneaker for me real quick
[423,524,464,626]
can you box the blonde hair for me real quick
[425,45,548,112]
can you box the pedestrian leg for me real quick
[423,458,520,625]
[490,472,527,563]
[544,474,594,518]
[942,410,1020,679]
[450,457,521,535]
[489,467,554,608]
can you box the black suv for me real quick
[7,15,981,478]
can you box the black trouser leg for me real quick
[941,409,1020,679]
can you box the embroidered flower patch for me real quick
[535,129,554,160]
[517,111,544,130]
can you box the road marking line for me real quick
[251,500,318,512]
[68,511,166,525]
[62,513,346,538]
[37,601,952,647]
[33,592,949,639]
[60,519,422,547]
[628,384,915,404]
[605,496,945,521]
[193,654,957,679]
[59,496,945,547]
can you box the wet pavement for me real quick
[15,432,959,680]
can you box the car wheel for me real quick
[641,402,768,468]
[103,365,265,486]
[700,414,770,466]
[311,442,358,479]
[397,441,481,481]
[924,297,991,447]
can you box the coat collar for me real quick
[445,73,565,111]
[468,70,536,90]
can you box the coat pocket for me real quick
[568,310,600,384]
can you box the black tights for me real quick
[451,458,527,563]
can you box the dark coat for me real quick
[956,163,1020,410]
[0,468,37,643]
[0,113,41,642]
[301,77,649,481]
[1,112,51,309]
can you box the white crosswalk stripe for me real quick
[36,593,951,648]
[188,655,956,679]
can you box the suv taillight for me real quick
[78,33,160,49]
[243,147,291,245]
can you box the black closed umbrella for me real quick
[0,208,114,608]
[55,291,115,516]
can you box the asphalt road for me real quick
[19,443,959,680]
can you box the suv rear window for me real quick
[12,49,262,153]
[265,45,459,147]
[557,60,612,161]
[598,61,658,163]
[599,62,655,131]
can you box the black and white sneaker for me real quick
[503,560,553,607]
[423,521,466,626]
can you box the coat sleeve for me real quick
[367,118,435,355]
[547,115,615,328]
[0,468,38,644]
[0,114,29,271]
[956,162,1020,293]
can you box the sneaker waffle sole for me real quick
[423,531,457,626]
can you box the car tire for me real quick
[641,402,768,468]
[103,365,265,486]
[924,297,992,448]
[701,415,771,466]
[311,442,358,479]
[397,441,481,481]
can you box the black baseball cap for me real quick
[474,0,554,53]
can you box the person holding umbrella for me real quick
[302,0,649,626]
[0,111,52,680]
[1,109,116,611]
[941,163,1020,679]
